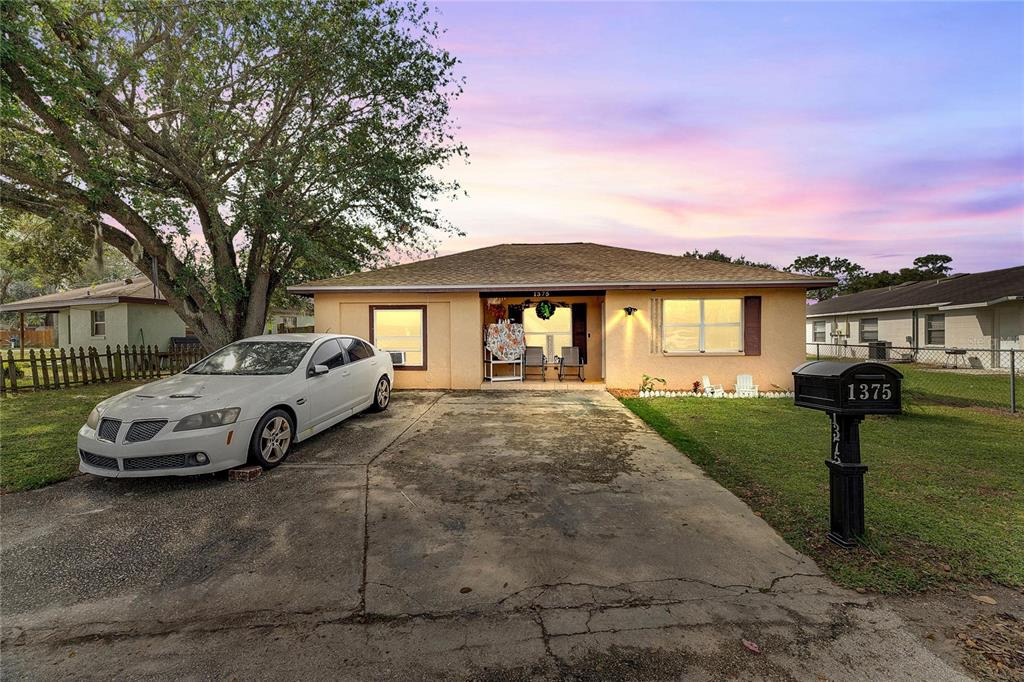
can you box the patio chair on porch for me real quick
[523,345,546,382]
[558,346,585,382]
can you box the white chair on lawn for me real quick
[735,374,759,398]
[701,375,723,396]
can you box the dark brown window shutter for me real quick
[571,303,588,363]
[744,296,761,356]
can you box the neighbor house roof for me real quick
[290,243,834,293]
[806,265,1024,318]
[0,276,166,313]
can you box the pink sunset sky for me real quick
[428,2,1024,272]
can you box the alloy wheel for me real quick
[260,416,291,463]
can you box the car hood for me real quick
[96,373,290,422]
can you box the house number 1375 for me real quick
[848,383,891,400]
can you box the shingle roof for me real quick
[0,276,165,312]
[806,265,1024,316]
[291,243,833,292]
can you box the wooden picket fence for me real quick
[0,345,205,394]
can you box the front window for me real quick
[91,310,105,337]
[662,299,742,353]
[812,320,826,343]
[187,341,311,375]
[371,307,425,369]
[523,305,572,359]
[859,318,878,342]
[926,314,945,345]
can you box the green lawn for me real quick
[898,364,1020,410]
[620,396,1024,594]
[0,381,145,493]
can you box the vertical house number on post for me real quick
[831,413,841,463]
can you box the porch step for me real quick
[479,380,607,391]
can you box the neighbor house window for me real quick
[371,306,426,369]
[926,314,945,345]
[662,299,743,353]
[90,310,106,337]
[859,318,878,342]
[812,320,827,343]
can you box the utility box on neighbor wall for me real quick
[792,361,903,548]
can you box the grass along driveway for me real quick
[620,396,1024,594]
[0,382,145,493]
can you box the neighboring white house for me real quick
[266,307,314,334]
[806,265,1023,369]
[0,276,186,350]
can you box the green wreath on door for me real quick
[534,300,556,320]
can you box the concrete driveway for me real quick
[1,391,963,680]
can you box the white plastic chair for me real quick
[701,375,723,396]
[735,374,759,397]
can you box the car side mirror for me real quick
[309,364,329,377]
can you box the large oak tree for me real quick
[1,0,465,349]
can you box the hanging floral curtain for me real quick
[486,321,526,360]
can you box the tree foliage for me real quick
[0,210,135,302]
[681,248,776,270]
[1,0,465,349]
[786,254,955,300]
[679,249,957,301]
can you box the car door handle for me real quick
[341,370,351,377]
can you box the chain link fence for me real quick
[806,343,1020,413]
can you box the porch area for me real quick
[481,291,605,385]
[479,379,607,391]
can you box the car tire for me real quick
[368,376,391,412]
[248,408,295,469]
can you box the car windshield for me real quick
[187,341,311,376]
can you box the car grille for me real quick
[123,454,203,471]
[80,450,118,470]
[97,418,121,442]
[124,420,167,443]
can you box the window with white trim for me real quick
[925,314,945,345]
[859,318,878,342]
[812,320,826,343]
[90,310,106,337]
[662,299,743,353]
[371,307,425,369]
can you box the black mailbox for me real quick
[792,361,903,548]
[793,361,902,415]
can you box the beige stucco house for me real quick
[291,243,832,391]
[0,276,186,351]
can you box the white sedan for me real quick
[77,334,394,477]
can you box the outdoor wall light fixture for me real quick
[624,306,638,316]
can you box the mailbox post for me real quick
[792,361,903,548]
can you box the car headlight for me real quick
[173,407,241,432]
[86,407,101,429]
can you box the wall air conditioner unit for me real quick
[387,351,406,366]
